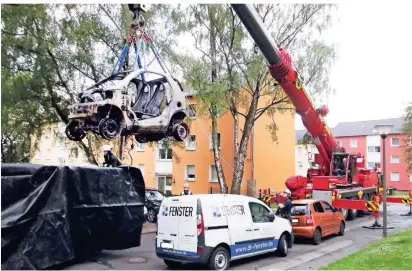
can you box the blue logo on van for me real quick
[161,206,169,216]
[212,206,221,217]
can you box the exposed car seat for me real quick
[143,83,166,116]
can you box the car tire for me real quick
[164,259,182,269]
[172,122,189,142]
[338,221,345,236]
[276,233,288,257]
[312,228,322,245]
[208,246,230,270]
[147,208,157,223]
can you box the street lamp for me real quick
[374,124,394,238]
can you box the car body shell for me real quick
[291,199,345,239]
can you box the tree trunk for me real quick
[211,107,228,193]
[230,90,259,194]
[208,6,228,193]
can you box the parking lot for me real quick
[63,203,412,270]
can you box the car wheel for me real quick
[147,208,157,223]
[338,221,345,236]
[172,122,189,142]
[276,233,288,257]
[312,228,322,245]
[164,259,182,269]
[208,246,230,270]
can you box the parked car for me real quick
[156,194,293,270]
[291,199,345,245]
[145,188,165,223]
[144,206,148,221]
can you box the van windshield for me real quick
[291,204,309,216]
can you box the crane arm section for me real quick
[231,4,342,174]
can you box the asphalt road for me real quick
[64,203,412,270]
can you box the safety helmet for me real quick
[102,145,112,152]
[183,183,189,188]
[284,188,291,195]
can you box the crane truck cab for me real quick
[156,194,293,270]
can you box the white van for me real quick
[156,194,293,270]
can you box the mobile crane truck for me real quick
[231,4,387,221]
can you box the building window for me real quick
[390,155,400,164]
[138,164,144,176]
[409,173,412,182]
[210,133,221,150]
[391,138,400,147]
[188,104,197,119]
[367,162,381,169]
[297,147,303,154]
[209,165,218,182]
[158,145,172,160]
[185,165,196,181]
[185,135,196,150]
[350,139,358,148]
[367,146,380,152]
[157,176,173,196]
[297,161,303,168]
[135,142,145,152]
[390,172,400,182]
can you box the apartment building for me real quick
[126,93,296,196]
[295,117,412,191]
[30,122,91,166]
[30,93,296,196]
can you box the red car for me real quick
[291,199,345,245]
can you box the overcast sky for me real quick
[299,0,412,130]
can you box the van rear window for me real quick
[291,204,309,216]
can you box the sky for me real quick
[148,1,412,131]
[301,0,412,130]
[71,1,411,132]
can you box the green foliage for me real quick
[165,4,337,194]
[1,4,160,163]
[401,102,412,173]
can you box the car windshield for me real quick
[146,190,165,201]
[291,204,309,216]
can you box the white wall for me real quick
[366,135,381,169]
[154,146,173,175]
[295,144,318,176]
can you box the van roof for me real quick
[165,194,260,202]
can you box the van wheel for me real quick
[312,228,322,245]
[276,234,288,257]
[164,259,182,269]
[208,246,230,270]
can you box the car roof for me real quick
[292,199,320,205]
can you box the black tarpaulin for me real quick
[1,163,145,270]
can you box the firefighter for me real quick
[180,183,193,196]
[278,188,293,222]
[102,145,122,167]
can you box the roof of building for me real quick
[295,117,404,142]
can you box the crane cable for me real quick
[122,5,265,196]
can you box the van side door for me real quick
[248,202,277,240]
[222,200,254,256]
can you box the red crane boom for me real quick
[231,4,343,175]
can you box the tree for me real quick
[401,102,412,173]
[168,4,336,194]
[1,4,179,163]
